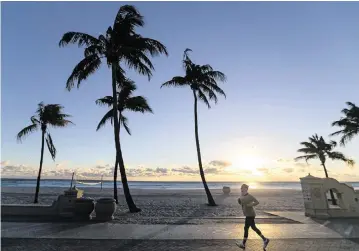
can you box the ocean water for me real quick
[2,178,359,190]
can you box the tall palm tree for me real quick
[161,49,226,206]
[294,134,355,205]
[59,5,167,212]
[17,102,73,203]
[331,102,359,146]
[96,78,153,204]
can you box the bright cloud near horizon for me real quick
[1,2,359,182]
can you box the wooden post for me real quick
[70,172,75,189]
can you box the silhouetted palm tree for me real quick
[17,102,73,203]
[331,102,359,146]
[294,134,355,205]
[161,49,226,206]
[59,5,167,212]
[96,78,153,203]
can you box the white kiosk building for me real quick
[300,174,359,219]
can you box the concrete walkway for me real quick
[2,238,359,251]
[2,221,359,240]
[2,211,359,250]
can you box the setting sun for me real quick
[230,155,265,171]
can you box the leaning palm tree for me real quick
[17,102,73,203]
[96,78,153,203]
[161,49,226,206]
[294,134,355,205]
[59,5,167,212]
[331,102,359,146]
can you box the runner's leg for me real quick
[250,218,270,248]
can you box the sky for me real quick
[1,2,359,182]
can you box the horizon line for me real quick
[1,177,359,183]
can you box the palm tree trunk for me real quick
[322,163,337,206]
[111,64,140,213]
[34,130,45,204]
[114,161,119,204]
[193,90,216,206]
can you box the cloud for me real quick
[125,166,170,177]
[96,164,111,169]
[52,169,78,178]
[341,173,359,179]
[127,168,143,177]
[171,166,198,175]
[155,167,168,174]
[204,167,220,174]
[257,167,270,174]
[1,164,37,176]
[282,168,294,173]
[208,160,231,167]
[277,158,292,163]
[1,160,10,167]
[56,163,65,168]
[200,160,233,175]
[295,162,310,167]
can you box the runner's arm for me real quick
[250,196,259,207]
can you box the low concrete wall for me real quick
[1,202,57,216]
[1,190,77,218]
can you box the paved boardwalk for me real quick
[2,212,359,250]
[2,222,359,239]
[2,239,359,251]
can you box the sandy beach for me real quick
[1,187,304,224]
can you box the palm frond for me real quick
[129,36,168,57]
[124,96,153,113]
[122,50,153,80]
[299,141,317,150]
[183,48,192,59]
[296,132,356,171]
[197,89,211,108]
[204,81,226,98]
[84,45,104,57]
[46,133,56,160]
[39,104,74,128]
[17,124,38,142]
[120,115,131,135]
[161,76,188,88]
[294,154,317,164]
[59,32,100,48]
[116,72,135,89]
[36,102,45,116]
[347,159,356,167]
[96,109,114,131]
[183,48,193,69]
[118,79,136,98]
[96,96,113,107]
[66,55,102,91]
[297,147,318,154]
[338,130,358,146]
[30,116,40,124]
[113,5,144,34]
[327,151,355,166]
[50,119,74,128]
[345,101,357,109]
[331,101,359,146]
[308,134,322,149]
[205,70,227,82]
[199,84,218,104]
[329,140,337,148]
[331,120,359,146]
